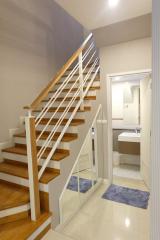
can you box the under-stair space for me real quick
[0,33,101,239]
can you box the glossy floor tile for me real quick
[57,177,149,240]
[42,230,73,240]
[60,169,100,224]
[113,164,142,180]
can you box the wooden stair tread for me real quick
[0,160,60,184]
[0,211,51,240]
[2,145,70,161]
[0,180,29,211]
[56,77,100,85]
[34,106,91,113]
[67,64,99,72]
[63,71,99,77]
[42,96,96,103]
[39,118,85,126]
[52,86,100,93]
[14,131,78,142]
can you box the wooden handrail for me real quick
[24,33,93,111]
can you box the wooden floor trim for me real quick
[27,216,52,240]
[34,224,51,240]
[0,211,29,225]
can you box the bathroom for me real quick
[112,72,151,187]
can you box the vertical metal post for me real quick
[79,52,84,110]
[25,114,40,221]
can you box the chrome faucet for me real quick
[135,127,141,133]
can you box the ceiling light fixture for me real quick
[108,0,120,8]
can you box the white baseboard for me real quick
[103,178,110,184]
[0,117,25,160]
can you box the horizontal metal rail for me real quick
[38,63,100,179]
[37,57,99,163]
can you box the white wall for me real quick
[112,82,140,127]
[99,37,151,178]
[151,1,160,238]
[140,77,151,188]
[0,0,85,142]
[123,85,140,125]
[112,83,124,120]
[77,130,92,172]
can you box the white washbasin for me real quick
[118,132,141,143]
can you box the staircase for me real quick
[0,33,101,239]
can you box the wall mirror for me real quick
[59,106,103,224]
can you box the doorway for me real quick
[107,70,152,188]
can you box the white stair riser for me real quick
[2,152,60,170]
[40,99,93,108]
[0,173,49,192]
[33,111,90,127]
[48,90,96,99]
[14,137,70,150]
[47,90,96,101]
[33,111,85,119]
[0,204,30,218]
[65,69,97,74]
[54,81,100,91]
[36,125,79,134]
[59,72,98,82]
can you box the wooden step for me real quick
[14,131,78,142]
[67,64,99,72]
[38,118,85,126]
[56,76,100,85]
[52,86,100,93]
[42,96,96,103]
[0,211,51,240]
[2,145,70,161]
[0,211,29,226]
[0,160,60,184]
[63,70,99,77]
[0,180,29,211]
[34,106,91,113]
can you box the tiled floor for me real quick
[113,164,142,180]
[44,177,150,240]
[60,169,99,223]
[42,230,73,240]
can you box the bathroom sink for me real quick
[118,132,141,143]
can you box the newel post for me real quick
[25,111,41,221]
[79,52,84,110]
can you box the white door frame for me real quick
[106,69,152,183]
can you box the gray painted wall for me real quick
[93,14,152,47]
[0,0,85,142]
[151,0,160,238]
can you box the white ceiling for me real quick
[55,0,152,30]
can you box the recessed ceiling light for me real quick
[108,0,120,8]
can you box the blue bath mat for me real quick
[67,176,96,193]
[102,184,150,209]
